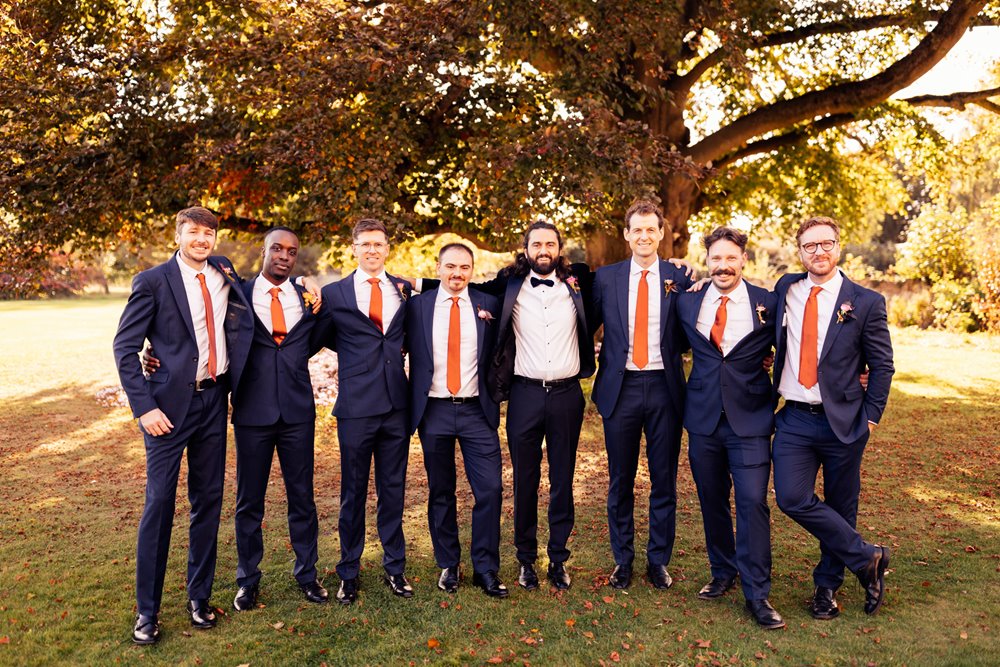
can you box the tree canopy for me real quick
[2,0,999,280]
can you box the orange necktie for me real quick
[196,272,217,380]
[710,295,729,353]
[368,278,383,331]
[632,270,649,369]
[269,287,287,345]
[447,296,461,395]
[798,285,823,389]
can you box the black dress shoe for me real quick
[646,564,673,590]
[233,583,260,612]
[384,572,414,598]
[187,599,217,629]
[547,562,571,590]
[132,614,160,645]
[472,570,509,598]
[697,576,736,600]
[609,563,633,589]
[810,586,840,620]
[517,562,539,590]
[438,566,460,593]
[337,578,358,605]
[300,580,329,604]
[856,545,890,615]
[745,599,786,629]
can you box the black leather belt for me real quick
[430,396,477,404]
[785,399,824,414]
[193,373,228,391]
[624,370,662,377]
[514,375,577,389]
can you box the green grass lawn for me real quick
[1,297,998,666]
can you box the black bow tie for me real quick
[530,277,554,288]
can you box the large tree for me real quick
[2,0,999,282]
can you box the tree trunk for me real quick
[659,172,701,259]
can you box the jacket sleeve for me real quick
[860,293,894,425]
[112,272,159,418]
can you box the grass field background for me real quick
[1,296,998,666]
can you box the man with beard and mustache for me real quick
[675,226,785,629]
[772,216,894,619]
[591,200,694,592]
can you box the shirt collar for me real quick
[630,258,659,278]
[439,287,469,303]
[176,253,211,278]
[355,268,388,286]
[255,273,294,297]
[806,269,844,295]
[707,279,748,304]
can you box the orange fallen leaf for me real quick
[602,596,614,604]
[960,631,969,640]
[0,637,9,645]
[696,639,711,648]
[486,657,503,664]
[610,651,621,662]
[583,631,595,639]
[565,619,576,627]
[427,638,440,649]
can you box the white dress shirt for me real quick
[512,271,580,381]
[354,268,402,328]
[252,274,303,335]
[625,259,664,371]
[778,269,844,403]
[429,288,479,398]
[695,280,754,357]
[175,255,230,381]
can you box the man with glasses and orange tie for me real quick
[314,218,413,605]
[772,216,894,619]
[405,243,505,597]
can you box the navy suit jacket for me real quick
[113,253,252,433]
[230,278,321,426]
[405,287,502,434]
[315,271,410,419]
[676,281,778,438]
[773,271,894,443]
[591,259,693,419]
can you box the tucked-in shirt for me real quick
[176,254,230,381]
[625,259,664,371]
[353,268,402,328]
[512,271,580,381]
[778,269,844,404]
[695,280,754,357]
[252,275,303,335]
[429,288,479,398]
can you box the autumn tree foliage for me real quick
[2,0,1000,296]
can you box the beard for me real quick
[527,253,556,275]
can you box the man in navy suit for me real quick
[406,244,506,597]
[772,216,894,618]
[226,227,329,611]
[676,227,784,629]
[114,206,253,644]
[314,218,413,604]
[592,199,694,591]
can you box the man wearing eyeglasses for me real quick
[314,218,413,605]
[772,216,894,619]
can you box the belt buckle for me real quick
[194,379,205,392]
[540,379,552,392]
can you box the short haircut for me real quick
[795,216,840,243]
[438,242,474,263]
[352,217,389,242]
[522,220,563,250]
[624,199,664,230]
[702,226,748,253]
[263,225,298,243]
[175,206,219,233]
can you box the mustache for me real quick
[711,268,737,277]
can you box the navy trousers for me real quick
[335,409,409,579]
[602,370,682,567]
[233,419,319,588]
[772,404,874,589]
[135,383,228,616]
[418,399,503,574]
[506,378,585,565]
[688,415,772,600]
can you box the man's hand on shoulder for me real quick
[139,408,173,437]
[686,277,711,292]
[299,277,323,313]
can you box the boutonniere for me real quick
[302,291,318,309]
[836,301,855,324]
[566,276,581,294]
[755,303,767,325]
[395,281,409,301]
[663,279,677,296]
[221,266,236,282]
[477,306,494,322]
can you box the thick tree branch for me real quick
[905,85,1000,111]
[685,0,988,164]
[714,113,856,169]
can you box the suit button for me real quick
[188,383,194,388]
[192,357,198,362]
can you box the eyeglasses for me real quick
[354,242,388,252]
[800,239,837,254]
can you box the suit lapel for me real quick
[166,254,197,343]
[615,262,630,340]
[566,275,587,337]
[819,274,856,364]
[384,272,408,333]
[471,288,487,360]
[748,282,763,333]
[500,276,523,333]
[344,271,382,332]
[423,287,437,359]
[687,284,713,346]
